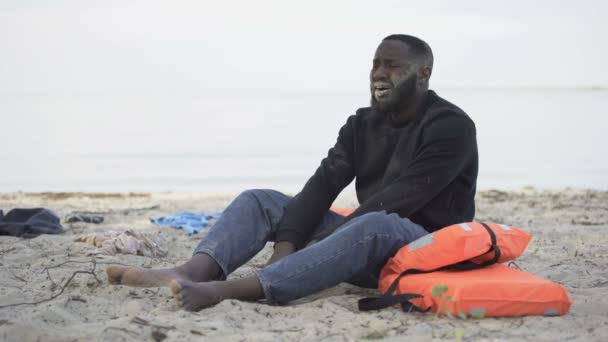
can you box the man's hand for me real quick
[266,241,296,266]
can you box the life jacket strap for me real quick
[358,293,425,312]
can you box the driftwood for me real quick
[0,259,106,309]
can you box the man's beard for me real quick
[371,73,418,115]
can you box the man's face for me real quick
[370,40,418,112]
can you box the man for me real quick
[106,34,478,311]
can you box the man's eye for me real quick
[388,63,400,68]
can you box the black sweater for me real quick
[275,90,478,248]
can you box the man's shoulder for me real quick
[334,107,374,130]
[350,107,377,126]
[354,106,373,117]
[423,90,475,126]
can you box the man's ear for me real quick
[420,67,432,82]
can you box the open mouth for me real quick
[373,83,393,99]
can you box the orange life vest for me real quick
[381,221,532,275]
[358,222,572,317]
[377,263,572,317]
[330,207,354,216]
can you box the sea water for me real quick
[1,88,606,193]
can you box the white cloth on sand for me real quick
[76,229,167,257]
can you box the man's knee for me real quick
[239,188,267,198]
[235,189,289,212]
[237,189,276,202]
[347,211,404,236]
[338,211,428,247]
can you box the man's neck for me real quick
[390,89,428,125]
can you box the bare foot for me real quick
[169,279,223,311]
[106,254,223,288]
[106,265,189,288]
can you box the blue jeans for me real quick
[193,189,428,304]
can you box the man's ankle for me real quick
[179,253,223,281]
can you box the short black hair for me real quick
[383,34,434,72]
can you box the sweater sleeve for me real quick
[274,116,356,248]
[313,112,476,240]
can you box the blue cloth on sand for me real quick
[150,212,222,235]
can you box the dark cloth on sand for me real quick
[0,208,64,238]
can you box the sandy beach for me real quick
[0,189,606,341]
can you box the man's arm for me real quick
[313,113,476,240]
[271,115,357,253]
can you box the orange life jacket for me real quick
[358,222,572,317]
[382,221,532,274]
[330,207,354,216]
[374,263,572,317]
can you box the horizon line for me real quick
[0,85,606,96]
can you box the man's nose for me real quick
[371,65,388,81]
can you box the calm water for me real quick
[1,88,606,193]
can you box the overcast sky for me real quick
[0,0,606,94]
